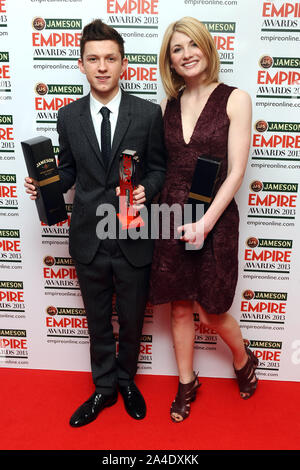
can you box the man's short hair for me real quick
[80,19,125,59]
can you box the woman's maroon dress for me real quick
[149,83,240,314]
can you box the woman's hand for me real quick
[177,217,208,250]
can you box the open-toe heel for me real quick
[234,343,259,400]
[170,372,201,423]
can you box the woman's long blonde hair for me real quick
[159,17,220,99]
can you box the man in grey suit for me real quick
[25,19,166,426]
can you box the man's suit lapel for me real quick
[108,90,131,174]
[78,93,106,170]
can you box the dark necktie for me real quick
[100,106,111,169]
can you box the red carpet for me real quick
[0,367,299,451]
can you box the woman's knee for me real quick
[198,306,228,329]
[171,300,194,321]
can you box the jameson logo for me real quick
[252,119,300,161]
[41,204,71,240]
[0,51,10,95]
[240,290,287,325]
[244,237,293,274]
[46,305,88,339]
[248,180,298,220]
[126,53,157,64]
[32,18,82,31]
[203,22,235,65]
[255,119,300,132]
[260,57,300,68]
[46,306,86,316]
[0,173,18,212]
[0,280,25,316]
[35,83,83,124]
[43,255,79,290]
[249,339,282,373]
[32,18,81,61]
[107,0,159,28]
[0,51,8,62]
[0,229,21,265]
[257,55,300,99]
[194,312,217,348]
[35,83,83,95]
[0,115,14,155]
[0,329,28,360]
[262,2,300,31]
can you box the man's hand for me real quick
[132,185,146,210]
[115,184,146,210]
[24,177,38,200]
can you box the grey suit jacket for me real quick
[57,90,166,267]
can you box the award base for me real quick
[117,211,145,230]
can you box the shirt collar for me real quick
[90,88,122,116]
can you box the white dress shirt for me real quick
[89,88,122,150]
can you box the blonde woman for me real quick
[149,17,258,422]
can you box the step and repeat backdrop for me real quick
[0,0,300,382]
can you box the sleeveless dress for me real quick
[149,83,239,314]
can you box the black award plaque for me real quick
[187,156,222,221]
[21,136,67,226]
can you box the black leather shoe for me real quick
[119,382,146,420]
[69,391,118,427]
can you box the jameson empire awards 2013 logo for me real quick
[0,229,21,266]
[0,173,18,213]
[240,289,287,326]
[252,119,300,162]
[120,53,158,97]
[32,17,82,61]
[0,114,14,159]
[247,179,298,220]
[203,22,236,69]
[0,280,25,319]
[243,237,292,274]
[249,339,282,375]
[256,55,300,99]
[34,83,83,124]
[0,328,28,363]
[45,305,89,340]
[106,0,159,27]
[0,52,11,97]
[43,255,79,291]
[261,1,300,32]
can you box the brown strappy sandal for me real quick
[170,373,201,423]
[234,341,259,399]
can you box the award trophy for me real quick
[21,136,67,226]
[187,156,221,221]
[117,149,145,230]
